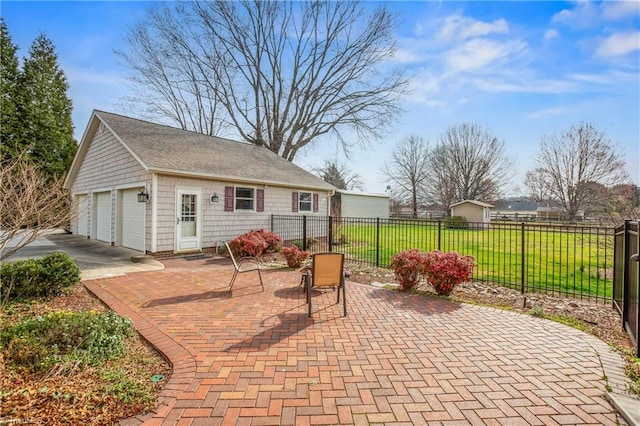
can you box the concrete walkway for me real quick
[84,257,636,426]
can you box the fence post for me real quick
[521,222,526,297]
[438,220,442,251]
[622,219,630,329]
[376,217,380,267]
[270,214,274,232]
[328,216,333,252]
[302,216,307,251]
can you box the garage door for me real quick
[75,195,88,236]
[120,188,145,252]
[95,192,111,243]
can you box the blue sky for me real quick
[2,1,639,195]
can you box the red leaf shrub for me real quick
[390,249,475,295]
[390,249,427,291]
[281,245,310,268]
[423,250,475,296]
[229,229,283,257]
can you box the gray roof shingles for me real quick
[96,110,335,191]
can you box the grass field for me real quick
[328,220,615,301]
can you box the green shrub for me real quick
[444,216,468,229]
[0,310,133,373]
[0,252,80,301]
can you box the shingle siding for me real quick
[70,127,151,247]
[155,175,330,252]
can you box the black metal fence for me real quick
[613,220,639,355]
[272,215,615,303]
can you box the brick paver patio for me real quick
[84,257,628,425]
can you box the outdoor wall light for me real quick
[137,187,149,203]
[211,193,219,203]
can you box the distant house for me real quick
[335,190,389,219]
[450,200,493,224]
[492,199,584,221]
[492,199,539,221]
[64,110,336,255]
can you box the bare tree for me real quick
[524,168,548,202]
[427,123,513,210]
[0,156,74,260]
[118,0,409,161]
[382,135,430,217]
[532,122,628,220]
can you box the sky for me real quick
[2,1,639,196]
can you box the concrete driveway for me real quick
[1,230,163,279]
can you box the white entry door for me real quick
[176,190,201,252]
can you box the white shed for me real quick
[450,200,493,224]
[337,190,389,219]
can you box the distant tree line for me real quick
[383,121,632,221]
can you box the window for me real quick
[235,187,255,211]
[299,192,312,212]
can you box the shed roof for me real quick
[450,199,494,209]
[65,110,336,191]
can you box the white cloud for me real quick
[526,107,571,119]
[602,1,640,20]
[438,14,509,42]
[552,1,640,27]
[444,38,526,74]
[472,77,579,94]
[595,31,640,57]
[543,29,559,42]
[392,49,421,64]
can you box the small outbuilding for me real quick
[450,200,493,225]
[335,190,389,219]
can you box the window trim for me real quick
[234,186,256,212]
[298,191,312,212]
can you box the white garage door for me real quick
[75,195,88,237]
[95,192,111,243]
[120,189,145,252]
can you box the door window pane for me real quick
[181,194,197,237]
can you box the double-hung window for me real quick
[235,187,255,211]
[299,192,312,212]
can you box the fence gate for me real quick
[614,220,639,355]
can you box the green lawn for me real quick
[329,221,614,300]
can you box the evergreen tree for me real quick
[0,18,21,160]
[19,34,76,179]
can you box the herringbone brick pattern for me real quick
[85,257,626,425]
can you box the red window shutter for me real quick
[225,186,234,211]
[292,192,298,212]
[313,193,319,212]
[257,189,264,212]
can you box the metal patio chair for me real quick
[225,242,264,293]
[306,252,346,317]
